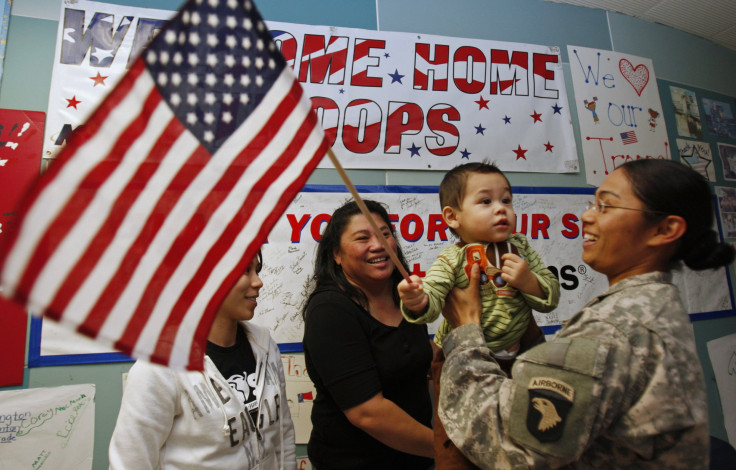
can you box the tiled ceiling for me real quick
[545,0,736,52]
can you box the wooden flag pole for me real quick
[326,148,412,282]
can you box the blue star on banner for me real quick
[407,143,421,157]
[502,115,511,124]
[460,148,471,159]
[552,103,563,114]
[474,124,486,135]
[388,69,405,83]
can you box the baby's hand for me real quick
[398,275,428,313]
[501,253,543,297]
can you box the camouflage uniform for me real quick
[439,271,709,469]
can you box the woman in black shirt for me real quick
[302,200,434,470]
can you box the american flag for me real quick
[0,0,328,370]
[620,130,638,145]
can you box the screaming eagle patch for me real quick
[526,377,574,442]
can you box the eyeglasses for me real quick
[585,200,667,215]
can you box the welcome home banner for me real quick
[43,0,579,173]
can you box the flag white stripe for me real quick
[134,71,308,360]
[2,73,156,299]
[99,68,296,343]
[30,100,173,315]
[63,130,199,326]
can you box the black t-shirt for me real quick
[302,284,433,470]
[207,325,259,424]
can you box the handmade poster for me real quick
[281,354,316,444]
[718,143,736,181]
[669,86,703,140]
[706,333,736,447]
[677,139,714,181]
[0,383,95,469]
[703,98,736,139]
[296,456,313,470]
[567,45,670,186]
[715,186,736,239]
[41,0,176,163]
[43,1,578,173]
[32,186,733,358]
[0,108,44,385]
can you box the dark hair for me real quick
[305,199,409,312]
[620,159,734,270]
[439,160,510,210]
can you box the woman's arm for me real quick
[343,392,434,458]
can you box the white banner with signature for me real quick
[0,384,95,469]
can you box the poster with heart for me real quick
[567,46,670,186]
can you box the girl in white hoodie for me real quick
[109,252,296,470]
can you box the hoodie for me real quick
[109,322,296,469]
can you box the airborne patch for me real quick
[526,377,574,442]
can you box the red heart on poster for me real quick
[619,59,649,96]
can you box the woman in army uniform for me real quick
[437,159,734,469]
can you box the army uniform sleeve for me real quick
[439,321,633,469]
[511,235,560,313]
[401,245,460,324]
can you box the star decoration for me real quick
[66,95,81,109]
[389,69,405,84]
[502,115,511,124]
[544,141,554,152]
[460,148,471,159]
[384,52,390,58]
[475,96,490,110]
[407,143,421,157]
[513,145,527,160]
[90,72,109,87]
[530,110,542,123]
[552,103,563,114]
[475,124,486,135]
[339,88,345,94]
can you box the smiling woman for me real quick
[437,159,735,469]
[301,199,434,470]
[109,251,297,470]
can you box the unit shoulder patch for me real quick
[526,377,574,442]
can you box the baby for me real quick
[399,160,560,361]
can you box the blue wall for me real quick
[2,0,735,467]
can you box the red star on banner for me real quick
[66,96,81,109]
[90,72,109,87]
[475,96,490,110]
[530,110,542,123]
[544,141,554,152]
[513,145,527,160]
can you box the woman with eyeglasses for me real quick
[435,159,734,469]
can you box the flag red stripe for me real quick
[77,139,207,340]
[48,115,183,320]
[115,79,305,356]
[15,88,163,319]
[152,83,316,365]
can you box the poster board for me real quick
[29,185,734,365]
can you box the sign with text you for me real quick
[43,0,579,173]
[36,187,733,359]
[567,45,670,187]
